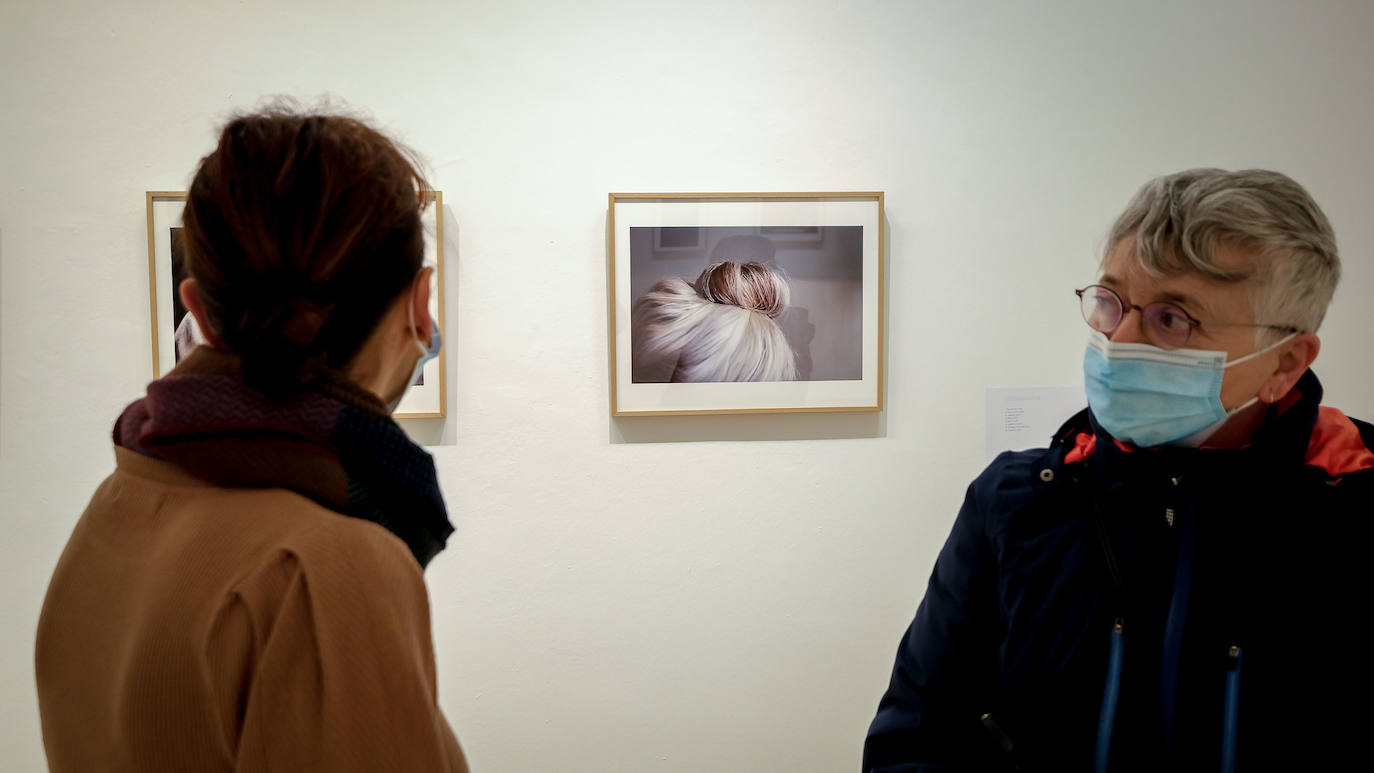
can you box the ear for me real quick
[1260,332,1319,404]
[178,279,229,349]
[406,267,435,342]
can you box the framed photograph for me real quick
[145,190,447,418]
[608,192,885,416]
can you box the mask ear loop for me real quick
[1222,332,1297,369]
[1227,333,1297,412]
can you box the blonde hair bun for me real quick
[692,261,789,319]
[631,261,798,383]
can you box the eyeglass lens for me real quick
[1079,285,1194,348]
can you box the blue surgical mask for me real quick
[388,294,442,414]
[1083,330,1295,448]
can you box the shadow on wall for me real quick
[0,227,4,452]
[396,204,459,448]
[610,410,886,443]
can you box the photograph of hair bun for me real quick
[632,261,798,383]
[629,226,864,385]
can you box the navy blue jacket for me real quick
[865,371,1373,772]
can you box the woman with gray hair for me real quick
[865,169,1372,772]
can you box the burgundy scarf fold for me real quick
[115,348,453,568]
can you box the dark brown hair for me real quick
[181,106,430,396]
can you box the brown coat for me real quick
[36,447,468,772]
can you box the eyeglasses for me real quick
[1075,284,1298,350]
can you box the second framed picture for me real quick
[145,190,447,418]
[608,192,885,416]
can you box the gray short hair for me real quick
[1104,168,1340,338]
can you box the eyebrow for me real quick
[1098,274,1210,318]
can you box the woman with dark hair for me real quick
[35,108,468,772]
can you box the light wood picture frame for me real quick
[608,192,885,416]
[145,190,447,418]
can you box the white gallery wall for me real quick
[3,1,1372,770]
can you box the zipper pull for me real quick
[980,712,1016,754]
[1167,477,1182,526]
[1096,618,1127,773]
[1221,644,1245,772]
[980,713,1023,771]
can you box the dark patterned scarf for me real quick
[114,347,453,569]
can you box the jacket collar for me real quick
[1053,370,1326,490]
[114,347,454,569]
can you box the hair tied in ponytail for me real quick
[277,299,335,346]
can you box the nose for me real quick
[1109,306,1151,345]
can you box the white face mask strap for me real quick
[1224,332,1298,369]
